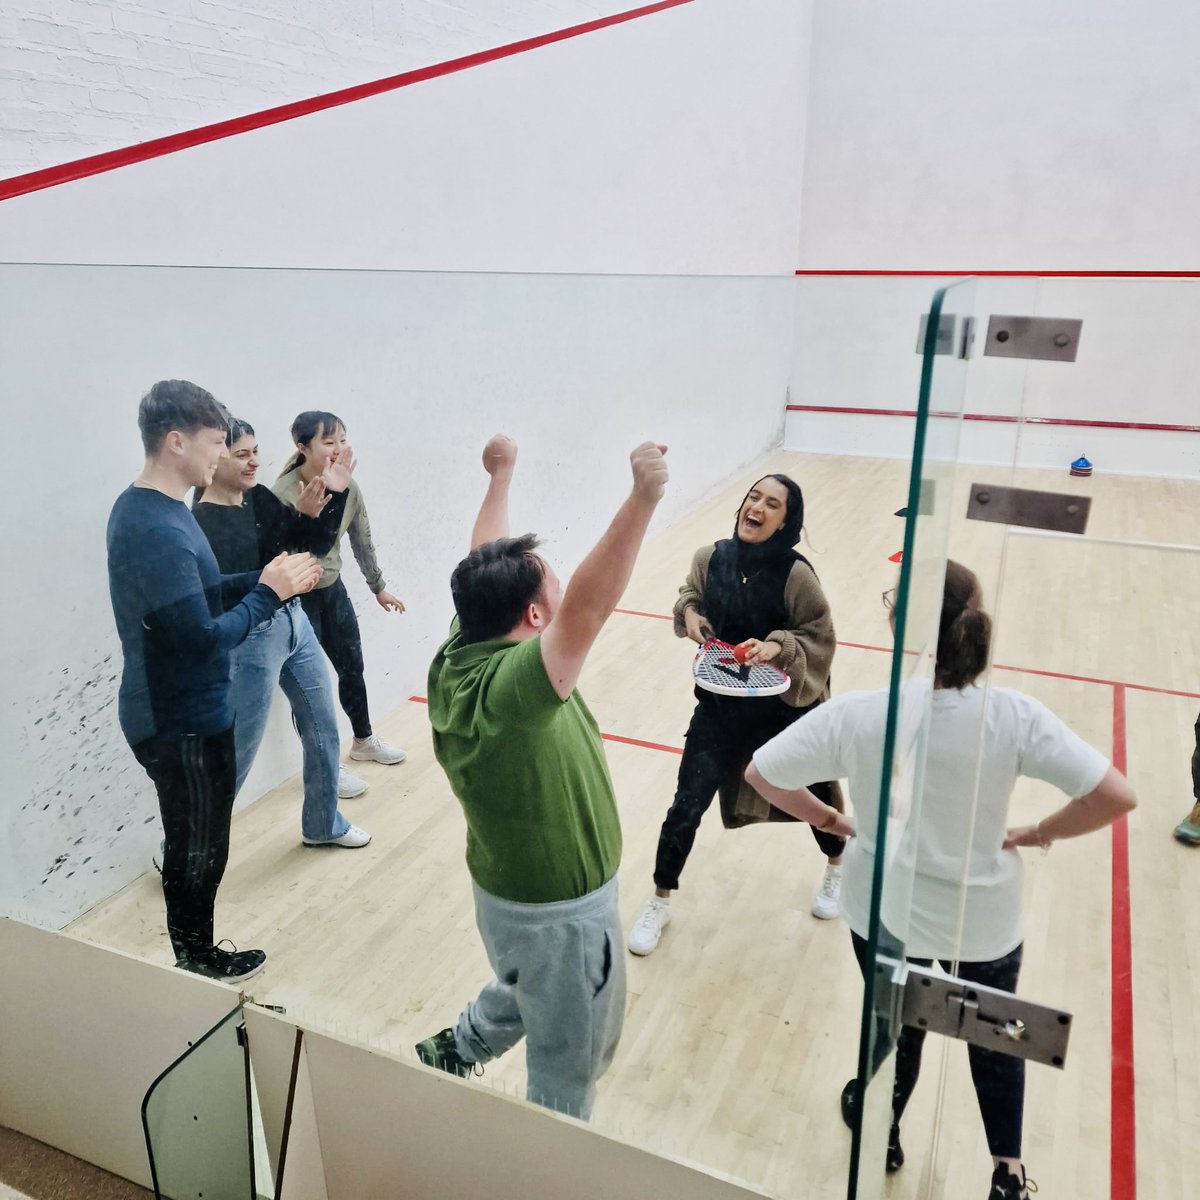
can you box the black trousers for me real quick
[850,930,1025,1160]
[1192,710,1200,799]
[133,727,237,959]
[653,691,847,891]
[299,576,372,739]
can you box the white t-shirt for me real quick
[752,684,1109,961]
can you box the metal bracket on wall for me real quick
[983,315,1083,362]
[966,483,1090,534]
[917,313,1081,362]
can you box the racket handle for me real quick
[699,622,715,641]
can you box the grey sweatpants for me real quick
[454,875,625,1120]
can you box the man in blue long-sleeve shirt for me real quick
[107,380,322,982]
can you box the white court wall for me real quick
[785,276,1200,478]
[0,1,813,923]
[0,263,797,926]
[0,1,640,177]
[797,0,1200,270]
[0,0,813,276]
[787,2,1200,471]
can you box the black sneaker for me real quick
[840,1079,902,1171]
[415,1027,480,1078]
[176,941,267,983]
[840,1078,858,1128]
[989,1164,1037,1199]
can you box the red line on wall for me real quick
[794,270,1200,279]
[785,404,1200,436]
[1109,684,1137,1200]
[615,607,673,621]
[0,0,694,204]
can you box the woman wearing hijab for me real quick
[627,474,844,956]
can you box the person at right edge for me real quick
[415,433,668,1120]
[745,561,1137,1200]
[1171,710,1200,843]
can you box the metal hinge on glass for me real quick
[875,956,1072,1067]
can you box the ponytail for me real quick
[934,561,991,689]
[278,410,345,478]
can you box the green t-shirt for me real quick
[427,619,621,903]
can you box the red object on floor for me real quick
[888,550,903,563]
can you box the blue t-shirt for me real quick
[106,485,280,746]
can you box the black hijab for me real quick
[704,475,808,644]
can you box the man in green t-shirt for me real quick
[416,433,668,1120]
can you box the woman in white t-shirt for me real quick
[746,561,1136,1200]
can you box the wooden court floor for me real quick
[69,452,1200,1199]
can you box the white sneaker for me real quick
[303,823,372,849]
[338,765,369,798]
[349,734,407,765]
[812,864,842,920]
[627,897,672,956]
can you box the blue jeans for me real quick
[231,600,349,842]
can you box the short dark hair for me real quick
[935,560,992,689]
[138,379,229,455]
[451,534,547,644]
[226,417,255,446]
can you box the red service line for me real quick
[785,404,1200,436]
[634,623,1200,701]
[1110,685,1137,1200]
[411,693,681,754]
[0,0,694,204]
[794,269,1200,278]
[601,731,682,755]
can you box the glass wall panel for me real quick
[847,280,974,1198]
[142,1006,257,1200]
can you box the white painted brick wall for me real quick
[0,0,616,177]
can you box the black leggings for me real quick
[133,728,237,959]
[299,576,372,739]
[1192,710,1200,799]
[850,930,1025,1159]
[653,691,846,891]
